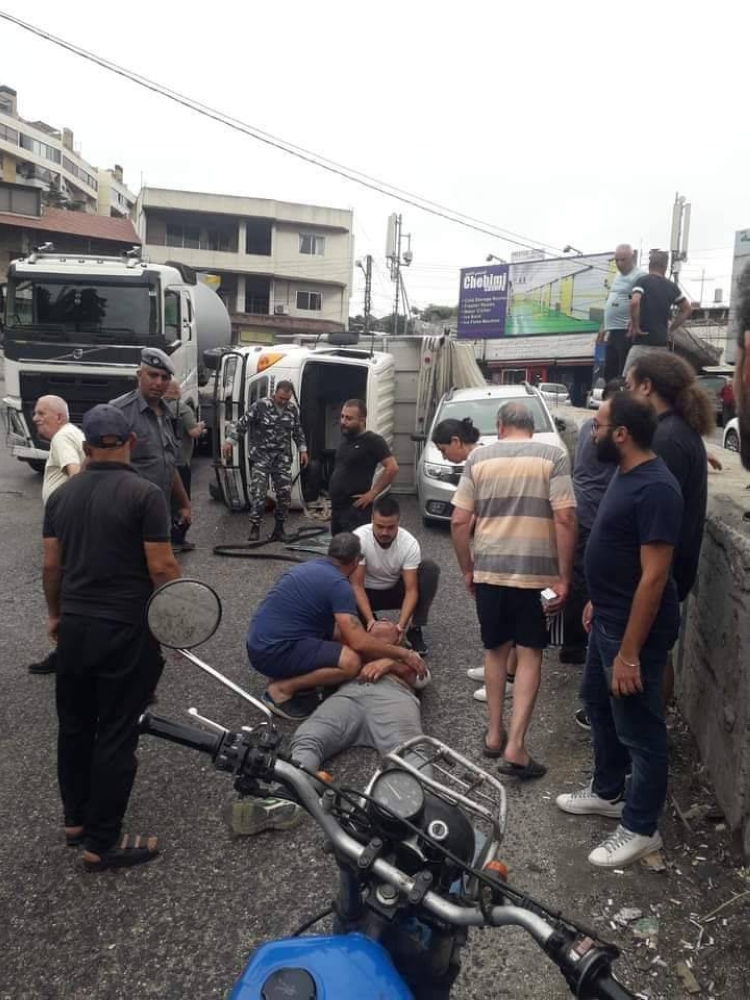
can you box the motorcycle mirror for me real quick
[147,578,222,649]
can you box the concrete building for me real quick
[135,187,353,340]
[0,85,136,217]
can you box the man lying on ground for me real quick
[246,533,426,720]
[229,620,430,835]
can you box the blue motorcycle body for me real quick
[229,932,414,999]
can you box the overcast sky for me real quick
[0,0,744,316]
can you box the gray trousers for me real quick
[291,677,423,772]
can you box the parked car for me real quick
[723,417,740,452]
[696,374,732,426]
[538,382,571,406]
[416,384,565,524]
[587,378,606,409]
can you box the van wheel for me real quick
[725,429,740,452]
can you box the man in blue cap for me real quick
[110,348,192,549]
[43,404,181,870]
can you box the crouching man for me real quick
[228,620,430,835]
[352,495,440,655]
[247,533,425,721]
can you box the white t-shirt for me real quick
[42,423,85,505]
[354,524,421,590]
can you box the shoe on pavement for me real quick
[28,651,57,675]
[172,540,196,553]
[268,520,292,542]
[575,708,591,731]
[467,666,516,685]
[472,679,515,702]
[224,795,304,837]
[556,781,624,818]
[588,824,663,868]
[248,524,261,542]
[406,626,428,655]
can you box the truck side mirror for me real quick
[410,433,426,443]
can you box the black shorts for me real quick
[475,584,548,651]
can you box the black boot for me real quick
[248,524,260,542]
[269,519,291,542]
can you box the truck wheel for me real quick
[25,459,46,474]
[301,459,322,503]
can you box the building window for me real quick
[20,134,61,164]
[245,218,272,256]
[0,182,41,215]
[296,290,322,311]
[0,123,18,143]
[299,233,325,256]
[62,156,97,190]
[166,224,200,249]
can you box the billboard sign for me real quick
[456,264,510,339]
[725,228,750,364]
[457,251,616,339]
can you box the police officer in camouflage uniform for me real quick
[222,380,308,541]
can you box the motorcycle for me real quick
[140,578,639,1000]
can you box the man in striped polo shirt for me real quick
[451,401,577,779]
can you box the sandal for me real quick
[83,834,160,872]
[497,757,547,781]
[482,730,508,759]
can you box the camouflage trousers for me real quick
[248,451,293,525]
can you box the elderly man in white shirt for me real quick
[351,494,440,655]
[29,395,85,674]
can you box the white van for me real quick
[213,343,396,511]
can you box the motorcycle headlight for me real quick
[423,462,455,483]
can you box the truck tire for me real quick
[301,459,323,504]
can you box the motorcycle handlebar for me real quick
[139,711,223,757]
[140,714,635,1000]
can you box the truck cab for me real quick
[1,250,220,470]
[215,344,396,511]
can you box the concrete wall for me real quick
[677,495,750,856]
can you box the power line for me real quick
[0,9,598,264]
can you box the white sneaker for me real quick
[556,782,624,818]
[588,824,663,868]
[472,680,514,702]
[467,666,485,681]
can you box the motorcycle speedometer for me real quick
[371,769,425,823]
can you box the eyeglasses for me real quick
[591,421,615,432]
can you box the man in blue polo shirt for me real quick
[247,533,425,720]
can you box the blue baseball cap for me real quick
[82,404,130,447]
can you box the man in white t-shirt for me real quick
[29,395,85,674]
[351,495,440,655]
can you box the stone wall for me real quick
[676,495,750,856]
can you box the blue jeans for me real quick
[580,617,674,836]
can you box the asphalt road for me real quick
[1,391,748,1000]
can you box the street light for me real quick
[486,253,507,263]
[563,245,582,255]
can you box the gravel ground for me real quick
[1,407,748,999]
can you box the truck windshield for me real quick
[7,279,158,341]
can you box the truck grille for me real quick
[20,371,135,449]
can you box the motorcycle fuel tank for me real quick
[229,932,413,999]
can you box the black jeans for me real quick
[562,523,590,652]
[56,615,164,852]
[330,503,371,536]
[604,330,629,380]
[365,560,441,627]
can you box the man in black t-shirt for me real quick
[328,399,399,535]
[555,394,683,869]
[43,405,181,872]
[624,249,692,373]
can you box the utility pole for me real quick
[669,193,691,284]
[362,254,372,335]
[385,213,413,334]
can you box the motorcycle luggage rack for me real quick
[373,735,508,891]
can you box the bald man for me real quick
[600,245,644,379]
[29,395,85,674]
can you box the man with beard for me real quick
[351,495,440,655]
[328,399,399,535]
[556,393,683,868]
[731,262,750,470]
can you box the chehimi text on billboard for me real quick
[457,252,617,339]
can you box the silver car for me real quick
[416,384,565,525]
